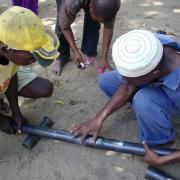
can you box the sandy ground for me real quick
[0,0,180,179]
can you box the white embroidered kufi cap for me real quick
[112,30,163,77]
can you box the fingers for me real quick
[101,65,106,73]
[80,133,88,144]
[101,61,113,73]
[74,51,84,65]
[77,55,86,70]
[71,128,88,144]
[70,124,81,133]
[142,141,151,152]
[77,63,86,70]
[70,124,88,144]
[93,132,98,144]
[70,125,82,138]
[142,142,150,162]
[72,130,82,138]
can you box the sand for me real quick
[0,0,180,179]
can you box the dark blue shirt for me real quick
[154,33,180,111]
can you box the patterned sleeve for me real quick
[59,0,81,30]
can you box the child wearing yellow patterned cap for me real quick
[0,6,59,133]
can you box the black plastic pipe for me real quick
[20,123,177,156]
[145,166,176,180]
[22,116,54,149]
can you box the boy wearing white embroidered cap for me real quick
[71,29,180,151]
[0,6,59,133]
[112,30,163,78]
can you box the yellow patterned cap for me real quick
[0,6,60,67]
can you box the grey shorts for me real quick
[17,67,37,91]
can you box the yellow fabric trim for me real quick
[0,62,18,94]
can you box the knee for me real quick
[132,90,152,115]
[97,73,111,97]
[97,74,106,91]
[42,80,54,97]
[97,72,113,91]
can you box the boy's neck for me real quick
[158,47,180,78]
[164,46,180,71]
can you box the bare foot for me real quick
[52,60,63,76]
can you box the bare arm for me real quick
[143,143,180,165]
[62,27,84,66]
[71,84,136,143]
[62,26,78,54]
[101,19,115,72]
[5,73,25,130]
[59,2,84,65]
[5,74,21,117]
[97,84,135,122]
[158,151,180,165]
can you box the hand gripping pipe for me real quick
[145,166,176,180]
[19,121,177,156]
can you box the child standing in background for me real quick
[12,0,38,14]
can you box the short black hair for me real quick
[91,0,120,22]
